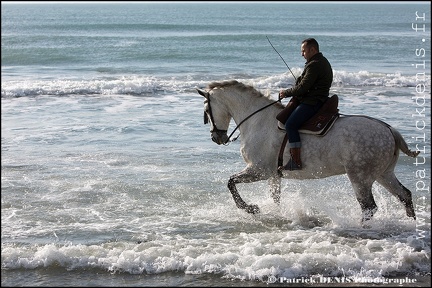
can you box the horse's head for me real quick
[196,87,231,145]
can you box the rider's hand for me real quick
[279,90,286,100]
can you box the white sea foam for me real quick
[1,70,430,98]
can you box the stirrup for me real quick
[278,158,302,171]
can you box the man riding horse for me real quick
[278,38,333,171]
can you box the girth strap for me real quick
[277,133,289,177]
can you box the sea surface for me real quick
[1,2,431,287]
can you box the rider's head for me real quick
[301,38,319,62]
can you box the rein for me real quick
[222,99,281,145]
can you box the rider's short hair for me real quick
[302,38,319,52]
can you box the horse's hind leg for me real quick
[347,172,378,224]
[377,172,416,219]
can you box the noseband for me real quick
[204,95,228,136]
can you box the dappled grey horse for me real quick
[197,80,420,224]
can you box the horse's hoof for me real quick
[246,204,260,214]
[272,196,281,204]
[406,206,416,219]
[360,207,377,227]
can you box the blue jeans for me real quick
[285,101,323,147]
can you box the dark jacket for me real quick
[283,52,333,105]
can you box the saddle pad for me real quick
[278,113,340,136]
[299,112,339,136]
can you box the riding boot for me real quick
[290,147,302,170]
[279,147,302,171]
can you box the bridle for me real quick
[204,93,280,145]
[203,95,230,144]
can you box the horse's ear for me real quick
[196,88,209,99]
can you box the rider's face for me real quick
[301,43,315,62]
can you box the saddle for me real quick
[276,94,340,136]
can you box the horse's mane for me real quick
[207,80,284,108]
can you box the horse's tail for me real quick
[389,127,420,158]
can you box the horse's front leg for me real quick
[227,168,265,214]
